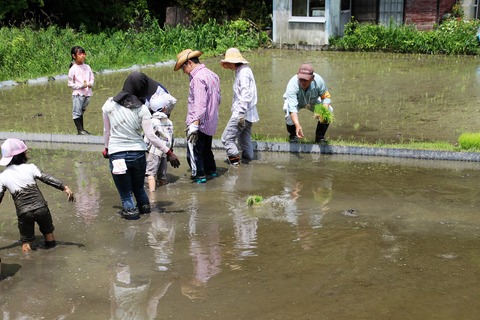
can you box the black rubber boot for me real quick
[286,124,298,143]
[45,240,57,249]
[119,207,140,220]
[79,115,91,135]
[138,204,151,214]
[74,118,88,135]
[315,122,330,143]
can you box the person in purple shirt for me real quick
[174,49,221,184]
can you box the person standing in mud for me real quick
[0,138,75,253]
[68,46,94,135]
[144,87,177,191]
[174,49,221,183]
[102,72,180,220]
[220,48,259,166]
[283,63,333,143]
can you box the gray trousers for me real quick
[221,116,254,160]
[72,95,90,119]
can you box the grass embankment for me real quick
[252,134,472,152]
[0,18,269,82]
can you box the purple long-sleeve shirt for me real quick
[185,64,221,136]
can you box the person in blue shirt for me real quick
[283,63,333,143]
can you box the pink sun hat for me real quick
[0,138,28,166]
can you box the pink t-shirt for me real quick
[68,63,94,97]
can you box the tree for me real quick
[173,0,272,28]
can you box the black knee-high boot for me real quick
[286,124,298,143]
[74,118,86,135]
[315,122,329,143]
[79,115,91,135]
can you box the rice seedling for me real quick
[313,104,334,123]
[458,132,480,150]
[246,195,263,206]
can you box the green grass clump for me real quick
[246,195,264,206]
[458,132,480,150]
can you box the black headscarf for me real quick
[113,71,159,108]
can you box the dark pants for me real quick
[187,131,217,177]
[18,206,54,243]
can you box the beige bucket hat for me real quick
[174,49,203,71]
[220,48,249,68]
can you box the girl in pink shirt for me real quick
[68,46,94,135]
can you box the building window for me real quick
[292,0,326,18]
[341,0,350,11]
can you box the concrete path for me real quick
[1,131,479,162]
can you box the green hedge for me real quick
[329,17,480,55]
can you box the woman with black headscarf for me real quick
[102,72,180,220]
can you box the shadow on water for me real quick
[1,49,480,144]
[1,147,480,318]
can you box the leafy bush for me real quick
[329,17,480,55]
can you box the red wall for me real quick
[404,0,457,30]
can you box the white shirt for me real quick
[231,64,259,123]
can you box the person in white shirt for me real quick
[102,72,180,220]
[220,48,259,166]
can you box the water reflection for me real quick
[182,191,222,300]
[147,213,175,272]
[225,168,258,259]
[74,160,100,225]
[110,263,172,320]
[2,149,480,318]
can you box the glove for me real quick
[166,149,180,168]
[186,123,199,145]
[238,116,246,129]
[102,148,109,159]
[326,104,334,113]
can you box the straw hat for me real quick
[174,49,203,71]
[220,48,249,68]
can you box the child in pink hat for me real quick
[0,139,75,253]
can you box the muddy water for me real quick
[1,146,480,319]
[1,49,480,143]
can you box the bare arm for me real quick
[290,112,304,138]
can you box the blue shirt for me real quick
[283,73,331,114]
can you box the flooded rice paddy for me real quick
[1,146,480,319]
[2,50,480,319]
[1,49,480,143]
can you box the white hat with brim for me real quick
[0,138,28,166]
[220,48,249,68]
[174,49,203,71]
